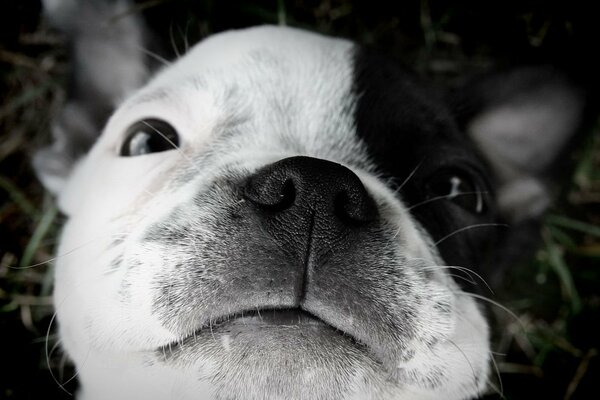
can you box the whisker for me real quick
[142,188,159,198]
[59,358,82,387]
[169,22,182,59]
[447,273,477,286]
[447,338,479,396]
[140,120,203,175]
[58,352,69,383]
[451,306,505,397]
[47,338,63,368]
[407,191,488,211]
[393,160,423,196]
[10,232,129,270]
[488,351,505,398]
[422,264,494,294]
[45,290,88,392]
[434,223,508,246]
[180,18,192,53]
[136,44,171,67]
[455,291,525,330]
[45,309,73,395]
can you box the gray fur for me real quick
[35,0,150,194]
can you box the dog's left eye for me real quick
[425,170,486,214]
[120,119,180,156]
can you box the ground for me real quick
[0,1,598,399]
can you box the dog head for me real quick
[35,4,585,399]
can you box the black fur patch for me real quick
[352,47,499,284]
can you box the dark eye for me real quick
[425,170,486,214]
[120,118,180,156]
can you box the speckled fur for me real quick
[51,26,494,400]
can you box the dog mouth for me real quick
[211,308,325,326]
[158,307,363,353]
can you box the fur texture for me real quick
[36,3,585,399]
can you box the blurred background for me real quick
[1,0,598,399]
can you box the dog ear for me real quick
[453,67,587,223]
[34,0,151,195]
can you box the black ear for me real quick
[34,0,151,194]
[453,67,587,223]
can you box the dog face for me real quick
[37,18,584,400]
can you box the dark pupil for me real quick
[427,172,483,213]
[121,119,179,156]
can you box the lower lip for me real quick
[157,309,329,353]
[213,308,325,326]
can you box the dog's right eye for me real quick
[425,169,486,214]
[120,119,180,156]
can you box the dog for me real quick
[34,1,585,399]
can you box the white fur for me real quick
[54,26,489,399]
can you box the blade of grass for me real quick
[0,81,54,119]
[0,175,38,219]
[545,215,600,238]
[277,0,287,25]
[41,260,55,297]
[542,228,582,313]
[546,224,577,248]
[573,123,600,189]
[19,204,58,269]
[0,301,19,313]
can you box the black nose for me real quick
[243,156,377,265]
[244,156,377,224]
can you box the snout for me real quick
[242,156,379,300]
[142,154,454,371]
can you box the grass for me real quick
[490,122,600,398]
[1,1,598,399]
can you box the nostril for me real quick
[243,177,296,212]
[272,179,296,211]
[243,156,378,226]
[334,189,378,225]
